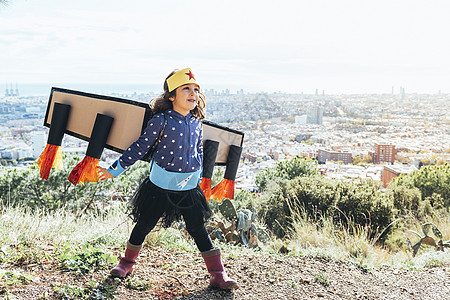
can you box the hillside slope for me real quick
[3,244,450,299]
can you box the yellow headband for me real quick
[166,68,200,92]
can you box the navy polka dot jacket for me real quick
[116,109,203,174]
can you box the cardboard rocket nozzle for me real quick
[68,113,114,185]
[37,103,71,180]
[210,145,243,202]
[199,140,219,201]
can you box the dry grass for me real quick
[1,204,448,270]
[279,207,450,269]
[0,204,132,248]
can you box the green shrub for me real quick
[286,177,337,215]
[259,180,290,238]
[255,156,318,192]
[391,164,450,204]
[233,189,262,212]
[58,244,116,275]
[334,180,394,238]
[0,242,47,266]
[259,175,395,240]
[390,185,421,215]
[52,284,91,300]
[0,270,32,295]
[126,278,152,291]
[255,167,286,192]
[314,274,330,287]
[0,154,149,212]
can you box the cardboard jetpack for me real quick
[41,87,244,199]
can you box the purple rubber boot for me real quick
[110,241,142,278]
[202,248,238,290]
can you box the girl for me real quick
[98,68,238,290]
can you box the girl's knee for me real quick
[134,222,156,236]
[186,225,208,238]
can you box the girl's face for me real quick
[170,83,200,116]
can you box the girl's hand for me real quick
[98,166,113,181]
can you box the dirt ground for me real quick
[3,244,450,300]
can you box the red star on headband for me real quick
[185,70,196,80]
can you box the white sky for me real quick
[1,0,450,94]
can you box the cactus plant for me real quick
[405,222,450,257]
[206,199,271,248]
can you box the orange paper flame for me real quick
[199,177,212,201]
[210,179,235,203]
[68,156,100,185]
[37,144,63,180]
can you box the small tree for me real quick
[255,155,318,192]
[436,159,446,166]
[420,158,431,166]
[362,155,373,164]
[352,156,362,165]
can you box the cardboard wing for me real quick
[44,87,244,165]
[201,120,244,165]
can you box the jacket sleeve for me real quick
[197,126,204,165]
[197,125,204,182]
[108,114,164,177]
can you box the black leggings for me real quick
[128,198,214,252]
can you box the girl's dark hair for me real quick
[150,70,206,120]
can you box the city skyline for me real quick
[4,83,448,98]
[1,0,450,94]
